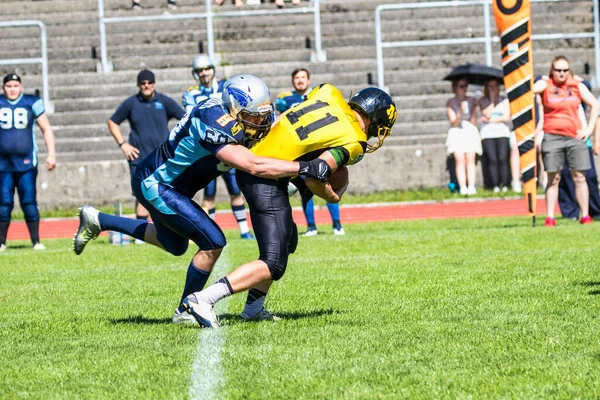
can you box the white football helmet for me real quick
[192,55,215,86]
[222,75,274,141]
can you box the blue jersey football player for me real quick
[73,75,331,324]
[0,73,56,252]
[183,55,254,239]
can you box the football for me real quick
[328,166,349,191]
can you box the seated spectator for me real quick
[215,0,245,6]
[445,78,481,195]
[276,0,300,7]
[533,55,599,227]
[132,0,176,10]
[478,78,511,193]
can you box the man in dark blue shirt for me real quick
[107,69,185,232]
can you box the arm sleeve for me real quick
[32,98,45,118]
[110,98,132,124]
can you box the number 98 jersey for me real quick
[0,94,45,171]
[250,84,367,167]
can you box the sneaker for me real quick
[167,0,177,9]
[33,243,46,251]
[240,232,255,240]
[467,186,477,195]
[134,239,145,245]
[512,180,522,193]
[303,229,318,237]
[333,227,345,235]
[73,205,101,255]
[459,187,468,195]
[501,186,509,193]
[181,293,219,328]
[544,217,556,227]
[0,244,5,252]
[580,215,593,225]
[172,308,197,325]
[240,307,280,322]
[493,186,500,194]
[132,0,142,10]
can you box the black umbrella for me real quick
[443,63,504,86]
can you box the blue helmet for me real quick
[222,75,275,141]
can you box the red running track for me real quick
[6,197,551,241]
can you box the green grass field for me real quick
[1,217,599,398]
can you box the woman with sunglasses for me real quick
[533,55,599,227]
[446,78,482,195]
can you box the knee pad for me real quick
[264,257,289,281]
[0,205,12,222]
[20,203,40,222]
[288,222,298,254]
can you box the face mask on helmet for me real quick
[222,75,275,141]
[191,55,215,86]
[348,87,397,153]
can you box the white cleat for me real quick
[181,294,219,328]
[333,227,345,236]
[172,308,198,325]
[73,205,101,255]
[0,244,6,252]
[32,243,46,251]
[303,229,318,237]
[240,307,280,322]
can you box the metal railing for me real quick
[375,0,600,89]
[0,20,51,112]
[97,0,326,73]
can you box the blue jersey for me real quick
[182,79,226,112]
[275,89,310,113]
[0,94,45,171]
[134,97,242,199]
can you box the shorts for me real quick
[132,177,226,254]
[541,132,590,173]
[203,168,241,198]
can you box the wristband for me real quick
[118,141,126,148]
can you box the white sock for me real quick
[199,277,233,305]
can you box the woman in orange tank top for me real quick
[534,56,599,227]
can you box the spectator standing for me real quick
[533,56,599,226]
[108,69,185,241]
[0,73,56,251]
[445,78,481,195]
[184,55,254,240]
[478,78,511,193]
[557,79,600,219]
[277,68,344,235]
[132,0,177,10]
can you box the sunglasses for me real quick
[194,67,212,72]
[553,68,569,73]
[139,81,155,86]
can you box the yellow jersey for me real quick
[250,84,367,167]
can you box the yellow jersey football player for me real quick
[182,84,397,327]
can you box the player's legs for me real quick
[326,202,343,234]
[201,180,217,219]
[0,171,16,249]
[302,198,318,235]
[225,169,252,238]
[183,173,292,326]
[15,168,41,247]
